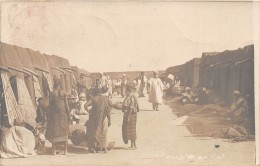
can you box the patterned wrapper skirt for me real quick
[122,112,137,144]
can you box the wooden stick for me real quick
[8,66,30,75]
[34,67,49,73]
[0,66,10,72]
[23,67,39,77]
[51,67,65,73]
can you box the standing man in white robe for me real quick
[148,71,164,111]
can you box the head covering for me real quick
[123,74,126,77]
[233,90,241,96]
[185,87,191,91]
[167,74,174,80]
[79,93,86,98]
[153,71,159,76]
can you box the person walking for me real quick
[148,71,164,111]
[122,82,139,149]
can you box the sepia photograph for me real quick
[0,1,259,166]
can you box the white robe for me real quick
[148,77,164,104]
[0,126,36,158]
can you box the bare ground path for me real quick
[0,96,255,166]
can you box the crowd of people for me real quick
[163,73,250,127]
[0,71,165,157]
[47,71,164,154]
[0,71,250,157]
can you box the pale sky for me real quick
[0,1,255,72]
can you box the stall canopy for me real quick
[0,41,92,127]
[165,58,201,88]
[0,43,24,77]
[15,46,42,107]
[199,45,254,109]
[0,42,36,127]
[27,49,52,97]
[58,56,74,93]
[45,55,66,92]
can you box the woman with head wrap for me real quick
[84,87,112,153]
[45,78,70,155]
[122,81,139,149]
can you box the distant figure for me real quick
[181,87,198,104]
[135,77,141,95]
[138,72,147,97]
[148,71,164,111]
[122,82,139,149]
[84,88,112,153]
[167,74,175,96]
[114,79,121,95]
[174,76,181,88]
[230,91,249,122]
[167,74,175,83]
[99,72,108,90]
[163,81,170,99]
[146,78,150,94]
[77,74,87,95]
[45,79,70,155]
[165,77,174,97]
[107,76,113,98]
[121,74,127,97]
[198,87,209,105]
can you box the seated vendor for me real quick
[229,91,249,122]
[0,119,37,158]
[70,93,91,124]
[181,87,198,104]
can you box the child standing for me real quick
[122,82,139,149]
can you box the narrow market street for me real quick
[0,96,255,166]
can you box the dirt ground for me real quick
[0,95,255,166]
[165,96,255,138]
